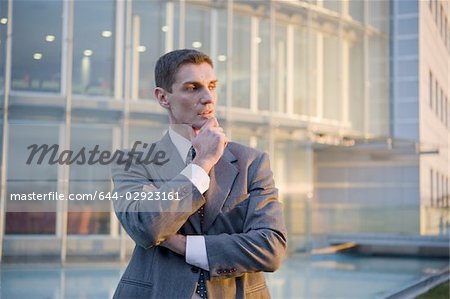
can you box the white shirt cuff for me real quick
[186,236,210,271]
[180,164,210,194]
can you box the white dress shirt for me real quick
[168,128,210,271]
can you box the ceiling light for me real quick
[192,41,202,48]
[255,37,262,44]
[218,55,227,62]
[137,45,146,53]
[33,53,43,60]
[83,49,93,57]
[101,30,112,38]
[161,26,168,32]
[45,35,55,42]
[0,18,7,25]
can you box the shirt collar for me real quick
[168,127,192,163]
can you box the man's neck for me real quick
[170,124,197,141]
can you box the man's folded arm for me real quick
[205,152,287,279]
[111,151,206,249]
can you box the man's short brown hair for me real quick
[155,49,213,93]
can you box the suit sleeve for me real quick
[111,151,205,249]
[204,152,287,279]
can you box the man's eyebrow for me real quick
[182,80,218,85]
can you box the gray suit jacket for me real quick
[111,133,287,299]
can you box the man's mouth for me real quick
[199,110,214,116]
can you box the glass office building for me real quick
[0,0,394,261]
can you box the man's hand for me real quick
[159,234,187,256]
[191,117,227,173]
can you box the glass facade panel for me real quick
[5,124,59,234]
[368,35,389,136]
[67,126,113,235]
[11,0,62,93]
[72,0,115,96]
[293,26,308,116]
[322,34,341,121]
[348,30,364,132]
[368,0,389,33]
[275,24,287,113]
[216,9,228,106]
[349,0,364,23]
[232,13,251,109]
[0,0,7,91]
[258,18,270,111]
[185,5,210,55]
[322,0,340,13]
[131,0,166,99]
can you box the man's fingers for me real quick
[201,117,219,130]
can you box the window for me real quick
[216,9,228,106]
[232,13,251,109]
[0,0,7,92]
[323,34,341,121]
[275,23,288,113]
[131,0,167,99]
[11,0,62,93]
[349,0,364,23]
[293,25,308,116]
[430,169,434,206]
[348,30,364,131]
[185,5,211,55]
[72,0,115,96]
[6,124,59,234]
[68,126,113,235]
[429,71,433,108]
[435,80,439,116]
[258,18,271,111]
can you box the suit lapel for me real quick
[203,148,239,232]
[147,133,185,184]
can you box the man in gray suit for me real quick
[112,49,287,299]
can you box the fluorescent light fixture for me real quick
[137,45,146,53]
[161,26,168,32]
[101,30,112,38]
[83,49,93,57]
[45,35,55,42]
[218,55,227,62]
[255,37,262,44]
[33,53,43,60]
[192,41,202,48]
[0,18,7,25]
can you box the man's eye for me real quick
[186,85,197,91]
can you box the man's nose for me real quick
[200,89,215,104]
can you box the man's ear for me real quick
[154,87,170,109]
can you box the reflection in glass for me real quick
[11,0,62,92]
[131,0,166,99]
[232,14,251,108]
[73,0,115,96]
[5,124,59,234]
[68,126,112,235]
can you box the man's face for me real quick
[163,62,217,130]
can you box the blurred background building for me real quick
[0,0,448,262]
